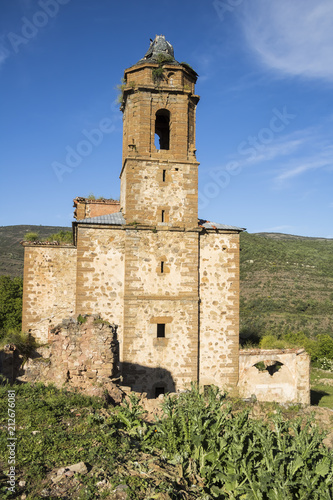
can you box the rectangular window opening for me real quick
[161,210,165,222]
[162,169,166,182]
[157,323,165,338]
[161,261,164,273]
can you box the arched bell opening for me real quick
[155,109,170,150]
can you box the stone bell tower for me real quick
[119,35,200,229]
[118,36,203,396]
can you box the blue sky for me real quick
[1,0,332,237]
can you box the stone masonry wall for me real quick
[22,245,77,343]
[122,228,200,397]
[76,226,125,349]
[238,349,310,404]
[199,231,240,392]
[121,157,198,228]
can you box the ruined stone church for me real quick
[22,36,309,402]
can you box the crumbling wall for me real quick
[73,197,120,220]
[21,316,119,395]
[238,349,310,404]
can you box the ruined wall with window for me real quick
[238,349,310,404]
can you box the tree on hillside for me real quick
[0,275,23,334]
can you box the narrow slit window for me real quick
[161,210,165,222]
[162,169,166,182]
[161,261,164,273]
[157,324,165,338]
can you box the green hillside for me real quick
[0,225,71,277]
[240,231,333,342]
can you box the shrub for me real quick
[316,357,333,371]
[316,334,333,359]
[259,335,286,349]
[47,230,72,243]
[24,232,39,242]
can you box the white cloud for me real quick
[240,0,333,82]
[275,143,333,182]
[228,129,311,170]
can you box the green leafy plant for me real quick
[24,232,39,242]
[77,314,87,324]
[47,230,72,243]
[147,385,333,499]
[117,77,126,104]
[0,383,332,498]
[93,318,110,326]
[152,54,174,84]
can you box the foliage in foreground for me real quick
[149,386,333,499]
[0,383,332,499]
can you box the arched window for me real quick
[155,109,170,150]
[167,72,175,86]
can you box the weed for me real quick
[93,318,110,326]
[77,314,87,324]
[152,54,174,84]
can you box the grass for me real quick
[310,367,333,408]
[1,383,332,499]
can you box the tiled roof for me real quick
[76,212,126,225]
[76,213,244,231]
[198,219,244,231]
